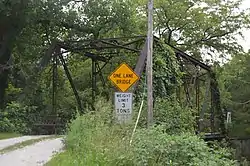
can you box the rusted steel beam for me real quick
[64,35,146,43]
[58,53,83,112]
[92,59,97,104]
[175,51,211,71]
[131,41,147,92]
[122,38,145,46]
[100,40,140,52]
[134,40,147,77]
[84,52,107,62]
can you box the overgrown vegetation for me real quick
[218,51,250,137]
[47,99,236,166]
[0,0,249,136]
[0,0,250,164]
[0,102,36,134]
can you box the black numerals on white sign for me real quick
[115,92,133,121]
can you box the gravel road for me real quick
[0,135,50,150]
[0,137,64,166]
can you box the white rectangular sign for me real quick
[115,92,133,123]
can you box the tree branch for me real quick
[201,32,231,42]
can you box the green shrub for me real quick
[48,99,236,166]
[137,98,195,133]
[127,126,236,166]
[0,102,36,134]
[63,99,132,165]
[154,98,195,134]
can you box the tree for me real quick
[2,0,145,123]
[137,0,250,58]
[0,0,30,108]
[218,51,250,137]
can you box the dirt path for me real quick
[0,135,50,150]
[0,137,63,166]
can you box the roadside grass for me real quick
[46,126,131,166]
[45,151,74,166]
[46,99,237,166]
[46,100,132,166]
[0,133,22,140]
[0,135,61,154]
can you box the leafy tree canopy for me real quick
[137,0,250,58]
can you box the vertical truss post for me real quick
[210,72,226,135]
[58,53,83,112]
[96,62,106,88]
[196,78,200,132]
[52,47,59,134]
[210,76,215,133]
[184,78,191,107]
[92,59,97,104]
[176,54,184,103]
[96,62,109,100]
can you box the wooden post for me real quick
[147,0,154,128]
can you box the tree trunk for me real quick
[0,47,11,108]
[0,0,28,108]
[0,24,11,108]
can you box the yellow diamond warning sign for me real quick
[109,63,139,92]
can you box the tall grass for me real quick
[48,99,134,166]
[47,99,237,166]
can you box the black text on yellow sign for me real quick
[113,74,134,84]
[108,63,139,92]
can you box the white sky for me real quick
[199,0,250,63]
[238,0,250,52]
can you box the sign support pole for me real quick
[147,0,154,128]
